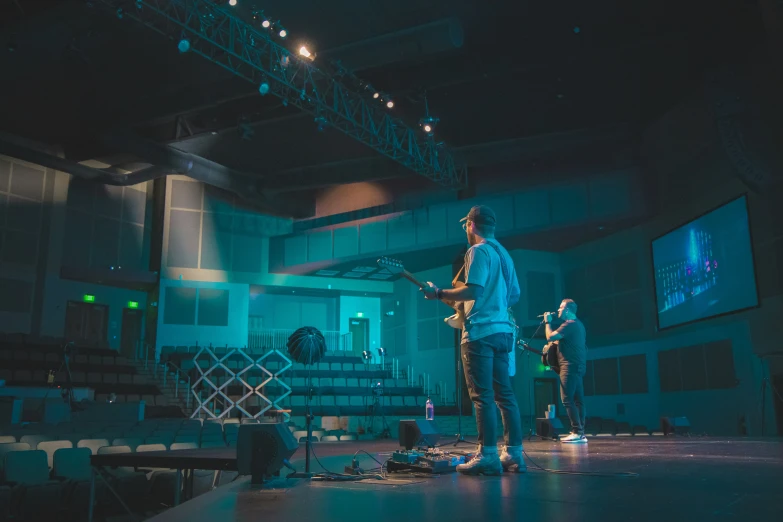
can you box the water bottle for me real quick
[425,397,434,421]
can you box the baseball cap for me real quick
[460,205,497,227]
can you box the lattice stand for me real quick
[191,346,292,421]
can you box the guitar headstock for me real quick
[377,256,405,275]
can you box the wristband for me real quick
[436,288,443,300]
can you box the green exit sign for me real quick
[356,312,364,317]
[128,301,139,309]
[83,295,95,303]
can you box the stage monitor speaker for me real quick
[661,416,690,436]
[536,417,564,440]
[398,419,440,450]
[237,423,299,484]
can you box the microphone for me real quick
[536,312,555,318]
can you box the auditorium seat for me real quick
[37,440,73,469]
[19,434,52,450]
[0,435,16,444]
[77,438,110,455]
[4,450,62,520]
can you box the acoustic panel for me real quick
[0,159,10,191]
[593,357,619,395]
[197,289,230,327]
[0,277,33,313]
[2,230,37,266]
[122,185,147,225]
[6,195,40,234]
[200,213,233,271]
[167,210,201,268]
[619,354,648,394]
[679,345,707,391]
[119,222,145,271]
[163,287,197,325]
[170,180,203,210]
[657,348,682,393]
[92,217,121,268]
[9,163,44,201]
[705,339,736,389]
[62,210,92,268]
[584,360,595,396]
[94,185,124,220]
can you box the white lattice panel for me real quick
[190,346,292,421]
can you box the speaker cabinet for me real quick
[398,419,440,449]
[237,423,299,484]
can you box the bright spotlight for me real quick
[423,124,432,133]
[229,0,237,6]
[259,82,270,95]
[386,100,394,109]
[262,19,270,28]
[299,46,314,60]
[178,39,190,53]
[373,92,380,99]
[278,26,288,38]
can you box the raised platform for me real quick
[144,437,783,522]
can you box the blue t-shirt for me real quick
[461,239,521,343]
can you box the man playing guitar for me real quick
[421,205,525,475]
[544,299,588,443]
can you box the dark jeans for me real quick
[461,332,523,447]
[559,367,586,435]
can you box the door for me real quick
[121,308,144,360]
[533,378,559,420]
[64,301,109,347]
[348,318,369,357]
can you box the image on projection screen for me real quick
[652,195,759,330]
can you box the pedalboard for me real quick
[387,449,468,474]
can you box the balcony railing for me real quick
[248,329,353,354]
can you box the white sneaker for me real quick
[560,433,587,443]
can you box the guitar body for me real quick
[542,341,561,375]
[519,340,561,375]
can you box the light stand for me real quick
[285,327,326,479]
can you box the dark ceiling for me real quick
[0,0,768,204]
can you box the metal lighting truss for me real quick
[99,0,467,188]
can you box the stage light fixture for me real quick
[373,92,380,99]
[299,46,314,60]
[386,100,394,109]
[277,23,287,38]
[362,350,371,362]
[378,347,386,357]
[258,82,270,95]
[419,116,439,136]
[229,0,237,6]
[178,39,191,53]
[262,19,271,28]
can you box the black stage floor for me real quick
[147,437,783,522]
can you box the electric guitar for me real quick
[377,256,466,329]
[518,339,561,375]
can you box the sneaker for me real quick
[499,446,527,473]
[456,452,503,476]
[560,433,587,443]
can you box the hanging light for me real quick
[386,100,394,109]
[228,0,237,6]
[178,39,191,53]
[299,45,314,60]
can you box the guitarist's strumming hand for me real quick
[421,282,440,300]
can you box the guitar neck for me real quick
[400,271,426,289]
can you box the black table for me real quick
[88,448,239,522]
